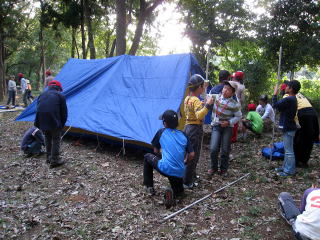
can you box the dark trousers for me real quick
[44,129,62,162]
[6,90,16,106]
[24,140,42,155]
[183,124,203,185]
[22,91,28,107]
[294,113,319,165]
[143,153,184,197]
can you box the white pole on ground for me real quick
[161,173,250,223]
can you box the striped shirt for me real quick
[210,94,242,127]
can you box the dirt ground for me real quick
[0,110,319,240]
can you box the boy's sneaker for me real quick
[275,167,284,172]
[207,169,218,177]
[277,172,293,177]
[183,182,198,189]
[164,187,174,209]
[145,186,155,196]
[219,170,228,177]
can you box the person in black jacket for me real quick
[35,80,68,168]
[272,80,299,177]
[21,126,45,157]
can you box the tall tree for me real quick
[0,0,26,100]
[116,0,127,55]
[178,0,253,66]
[84,0,96,59]
[129,0,164,55]
[258,0,320,75]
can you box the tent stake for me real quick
[161,173,250,223]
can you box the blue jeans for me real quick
[282,130,296,175]
[210,125,233,171]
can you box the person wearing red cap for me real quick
[44,70,54,89]
[35,80,68,168]
[230,71,246,143]
[18,73,28,107]
[242,103,263,137]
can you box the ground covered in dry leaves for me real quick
[0,110,319,240]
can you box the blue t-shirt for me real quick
[151,128,193,178]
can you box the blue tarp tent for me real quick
[16,54,205,148]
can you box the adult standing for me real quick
[292,92,319,168]
[231,71,245,143]
[35,80,68,168]
[6,75,17,108]
[18,73,28,107]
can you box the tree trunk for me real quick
[0,32,5,101]
[116,0,126,56]
[129,0,164,55]
[109,39,116,57]
[71,27,76,58]
[39,0,45,90]
[80,0,87,59]
[84,0,95,59]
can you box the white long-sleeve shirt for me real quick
[256,103,275,122]
[20,78,27,92]
[8,80,17,91]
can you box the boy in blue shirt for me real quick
[143,110,194,208]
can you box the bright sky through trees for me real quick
[155,1,266,55]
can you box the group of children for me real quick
[143,72,319,207]
[143,71,246,208]
[6,70,54,109]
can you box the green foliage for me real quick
[216,39,274,102]
[178,0,253,66]
[299,78,320,113]
[258,0,320,73]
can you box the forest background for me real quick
[0,0,319,111]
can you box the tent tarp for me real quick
[16,54,205,147]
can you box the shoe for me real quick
[50,158,65,168]
[219,170,228,177]
[46,155,51,164]
[275,167,284,172]
[296,162,309,168]
[277,172,293,177]
[164,187,174,209]
[207,169,218,177]
[183,182,198,189]
[145,186,155,196]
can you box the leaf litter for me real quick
[0,112,319,239]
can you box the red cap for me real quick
[48,80,62,91]
[247,103,256,111]
[234,71,244,79]
[18,73,24,78]
[280,83,287,91]
[45,70,52,76]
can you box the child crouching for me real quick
[143,110,194,208]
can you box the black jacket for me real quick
[21,126,44,151]
[272,95,297,132]
[35,88,68,131]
